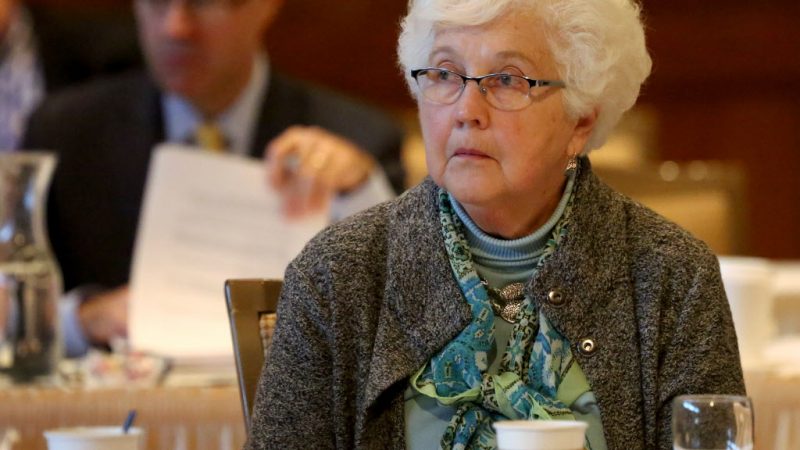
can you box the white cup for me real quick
[718,256,775,367]
[494,420,588,450]
[44,426,144,450]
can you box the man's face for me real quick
[134,0,278,112]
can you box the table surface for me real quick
[1,368,797,450]
[0,382,246,450]
[744,367,800,450]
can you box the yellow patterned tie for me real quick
[194,122,227,152]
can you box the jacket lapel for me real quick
[362,180,471,412]
[248,73,308,158]
[105,74,163,221]
[532,159,646,445]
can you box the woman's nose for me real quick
[455,81,490,129]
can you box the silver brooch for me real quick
[483,280,526,323]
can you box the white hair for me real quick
[397,0,653,152]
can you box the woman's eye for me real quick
[489,74,518,88]
[499,74,514,86]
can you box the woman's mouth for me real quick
[453,147,490,159]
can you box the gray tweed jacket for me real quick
[247,159,745,450]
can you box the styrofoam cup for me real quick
[44,426,144,450]
[494,420,588,450]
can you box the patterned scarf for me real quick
[410,187,589,450]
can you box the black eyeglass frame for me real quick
[410,68,566,108]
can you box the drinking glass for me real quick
[672,395,753,450]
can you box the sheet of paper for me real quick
[129,144,327,364]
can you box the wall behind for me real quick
[29,0,800,258]
[641,1,800,259]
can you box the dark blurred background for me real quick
[28,0,800,259]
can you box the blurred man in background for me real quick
[0,0,41,149]
[1,0,140,149]
[22,0,405,356]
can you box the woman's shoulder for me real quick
[623,195,713,252]
[577,165,718,281]
[292,179,438,272]
[596,183,721,284]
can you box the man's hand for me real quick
[78,285,129,346]
[265,126,375,217]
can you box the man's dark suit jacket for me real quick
[28,4,143,93]
[22,71,405,292]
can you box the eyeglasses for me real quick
[410,68,566,111]
[137,0,248,17]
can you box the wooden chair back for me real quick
[224,278,282,433]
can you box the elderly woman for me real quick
[247,0,745,448]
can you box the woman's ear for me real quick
[567,107,599,156]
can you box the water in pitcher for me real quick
[0,259,62,382]
[0,152,63,383]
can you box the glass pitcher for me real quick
[0,152,63,382]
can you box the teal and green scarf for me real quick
[410,188,590,450]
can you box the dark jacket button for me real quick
[547,289,565,306]
[578,338,597,356]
